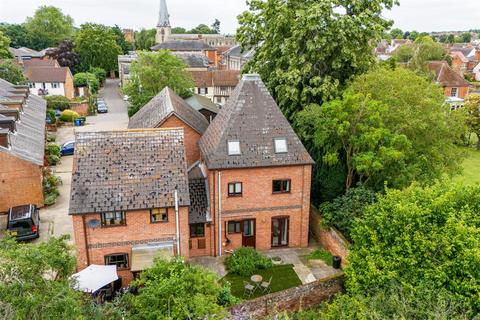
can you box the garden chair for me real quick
[261,276,272,294]
[243,281,255,298]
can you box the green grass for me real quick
[304,248,333,266]
[222,264,301,299]
[454,147,480,185]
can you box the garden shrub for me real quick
[74,72,99,94]
[45,143,61,166]
[42,168,61,206]
[46,109,57,124]
[89,67,107,84]
[45,95,70,111]
[225,247,273,277]
[59,110,80,122]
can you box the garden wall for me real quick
[309,207,349,266]
[70,102,89,116]
[229,273,344,319]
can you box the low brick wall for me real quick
[70,102,89,116]
[229,273,344,319]
[310,207,349,266]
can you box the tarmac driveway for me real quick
[35,79,128,244]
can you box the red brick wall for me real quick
[64,70,75,100]
[188,224,214,257]
[207,165,312,255]
[444,86,469,99]
[158,115,202,167]
[72,206,190,287]
[0,152,43,213]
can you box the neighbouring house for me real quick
[23,59,74,99]
[123,29,134,43]
[151,40,219,67]
[70,74,313,286]
[190,70,241,106]
[450,46,480,78]
[0,79,46,213]
[222,45,255,71]
[128,87,209,166]
[428,61,471,108]
[69,129,191,286]
[9,47,50,61]
[450,51,469,75]
[185,93,220,122]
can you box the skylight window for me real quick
[274,138,288,153]
[227,140,241,156]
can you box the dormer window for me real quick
[274,138,288,153]
[228,140,241,155]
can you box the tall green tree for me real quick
[0,60,26,84]
[112,25,134,54]
[134,28,156,50]
[464,94,480,149]
[211,19,221,34]
[75,23,122,73]
[389,28,403,39]
[125,50,194,117]
[25,6,74,50]
[189,24,216,34]
[0,31,12,58]
[461,32,472,43]
[392,44,414,63]
[346,181,480,310]
[0,236,94,319]
[297,92,410,191]
[0,23,31,48]
[237,0,398,121]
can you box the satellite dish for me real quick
[87,219,101,229]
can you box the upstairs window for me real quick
[227,140,241,155]
[273,179,291,194]
[451,87,458,97]
[105,253,128,270]
[150,208,168,223]
[274,138,288,153]
[101,211,126,227]
[228,182,242,197]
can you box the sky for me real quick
[0,0,479,34]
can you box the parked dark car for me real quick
[7,205,40,241]
[61,140,75,156]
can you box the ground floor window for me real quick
[228,221,241,234]
[105,253,129,270]
[272,217,289,247]
[190,223,205,238]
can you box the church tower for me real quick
[155,0,171,44]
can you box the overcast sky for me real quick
[0,0,478,34]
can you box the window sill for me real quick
[228,194,243,198]
[151,220,169,224]
[101,224,127,228]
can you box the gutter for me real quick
[174,190,181,256]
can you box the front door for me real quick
[271,217,289,247]
[242,219,256,248]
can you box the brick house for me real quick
[70,75,313,285]
[428,61,470,108]
[128,87,209,166]
[151,40,219,67]
[0,79,46,213]
[23,59,75,99]
[190,70,241,106]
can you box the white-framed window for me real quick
[29,83,35,89]
[199,87,208,95]
[227,140,241,155]
[274,138,288,153]
[451,87,458,97]
[51,82,60,89]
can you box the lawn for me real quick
[222,264,301,299]
[454,147,480,185]
[302,248,333,266]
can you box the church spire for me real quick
[157,0,170,27]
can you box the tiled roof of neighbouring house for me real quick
[0,79,46,166]
[128,87,209,134]
[428,61,470,87]
[188,161,210,224]
[223,45,255,59]
[9,47,45,58]
[151,40,215,52]
[69,129,190,215]
[191,70,240,88]
[22,59,59,70]
[199,74,314,170]
[25,66,70,83]
[173,52,210,68]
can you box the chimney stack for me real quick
[0,128,10,148]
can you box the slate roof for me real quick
[223,45,255,59]
[188,161,210,224]
[185,94,220,114]
[151,40,215,52]
[9,47,44,58]
[199,74,314,169]
[69,129,190,215]
[25,66,70,83]
[0,79,46,165]
[128,87,209,134]
[173,53,210,68]
[428,61,470,87]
